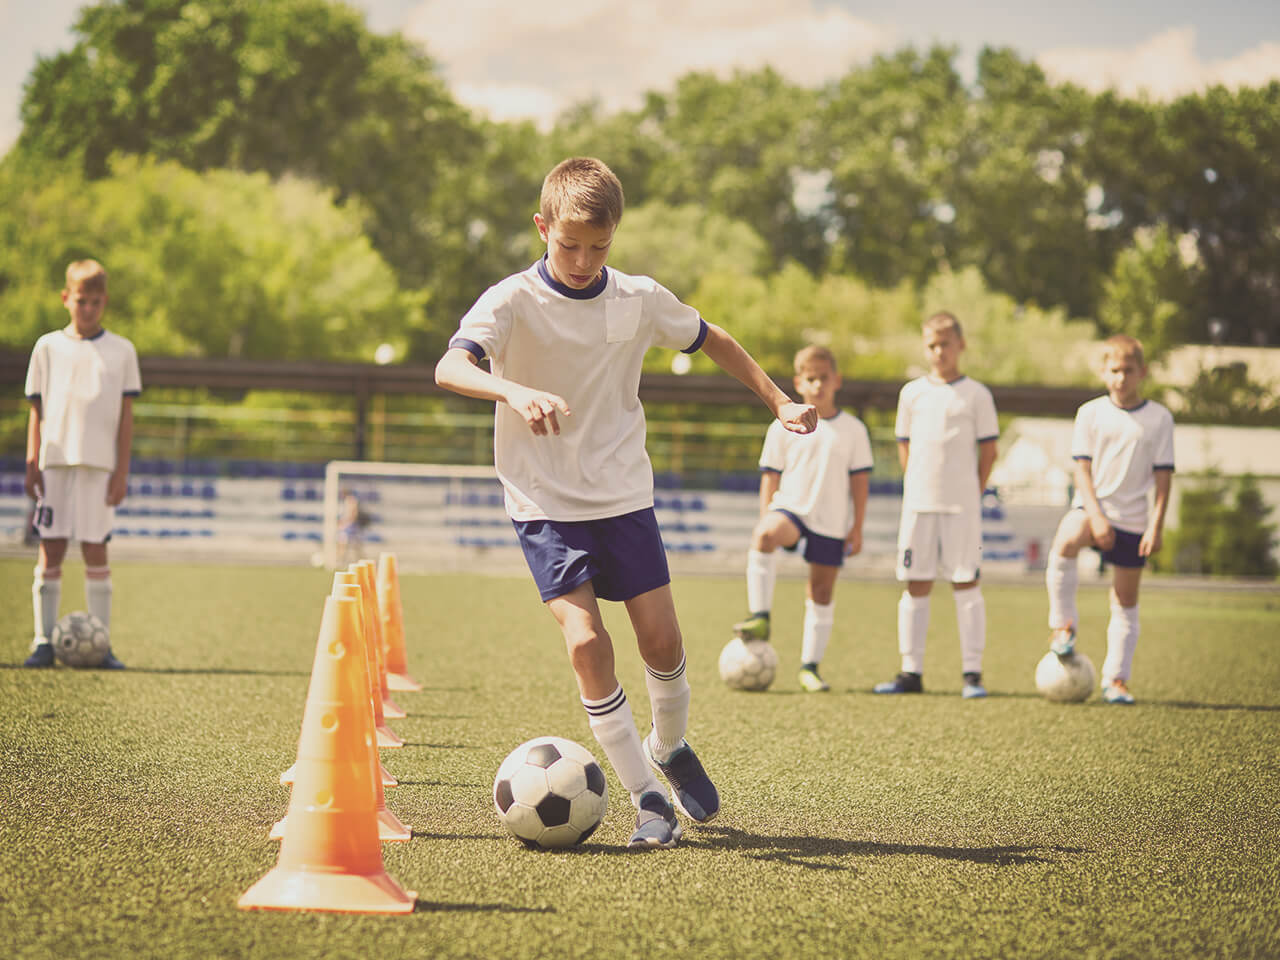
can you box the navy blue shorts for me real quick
[774,509,845,567]
[513,507,672,603]
[1098,527,1146,569]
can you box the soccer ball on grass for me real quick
[493,736,608,848]
[50,611,110,668]
[718,636,778,691]
[1034,650,1096,703]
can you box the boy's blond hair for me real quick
[1100,333,1146,368]
[65,259,107,294]
[794,344,839,376]
[540,157,624,228]
[923,310,963,339]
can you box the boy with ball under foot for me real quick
[436,157,817,849]
[1045,334,1174,705]
[24,260,140,669]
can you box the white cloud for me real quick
[1038,27,1280,100]
[402,0,895,125]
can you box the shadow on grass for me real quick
[414,899,555,915]
[682,824,1086,870]
[395,780,489,788]
[0,663,310,676]
[401,742,477,750]
[1145,699,1280,713]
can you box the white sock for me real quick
[1102,602,1140,687]
[32,565,62,643]
[800,598,834,665]
[85,565,112,628]
[954,587,986,674]
[644,654,690,762]
[745,549,779,616]
[582,685,662,805]
[898,592,930,674]
[1046,552,1078,629]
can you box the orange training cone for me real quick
[378,553,422,692]
[337,569,403,749]
[238,596,415,913]
[356,561,406,720]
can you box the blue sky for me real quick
[3,0,1278,150]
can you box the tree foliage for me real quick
[1167,475,1278,578]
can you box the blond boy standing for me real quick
[874,312,998,698]
[733,345,873,692]
[24,260,140,669]
[1046,334,1174,704]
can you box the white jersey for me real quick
[895,374,998,514]
[1071,396,1175,533]
[450,258,704,522]
[25,328,142,471]
[760,411,873,540]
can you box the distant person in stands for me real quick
[23,259,141,669]
[336,488,370,563]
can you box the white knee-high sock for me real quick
[85,565,112,628]
[954,587,986,674]
[800,598,834,666]
[1102,602,1140,686]
[582,685,662,805]
[1046,552,1079,629]
[898,592,930,674]
[32,564,62,643]
[644,654,690,761]
[745,549,779,616]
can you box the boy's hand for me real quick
[1138,527,1163,557]
[778,402,818,435]
[107,470,129,506]
[844,529,862,557]
[508,386,571,436]
[24,461,43,501]
[1088,512,1115,551]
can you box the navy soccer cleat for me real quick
[644,735,720,823]
[873,671,923,694]
[98,650,127,670]
[24,642,55,668]
[961,671,987,699]
[627,791,682,850]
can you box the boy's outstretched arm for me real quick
[1140,469,1173,556]
[435,347,571,437]
[700,323,817,434]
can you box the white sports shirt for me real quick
[1071,396,1175,533]
[450,258,705,522]
[895,375,998,514]
[760,411,873,540]
[25,328,142,471]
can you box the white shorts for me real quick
[896,509,982,582]
[34,466,114,543]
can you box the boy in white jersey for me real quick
[874,312,998,699]
[23,260,141,669]
[732,345,873,692]
[435,157,818,849]
[1045,334,1174,705]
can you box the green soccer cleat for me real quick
[732,614,770,643]
[798,665,830,692]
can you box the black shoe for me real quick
[873,671,923,694]
[98,651,126,670]
[24,643,55,668]
[961,672,987,699]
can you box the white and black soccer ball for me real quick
[493,736,608,849]
[1035,650,1097,703]
[50,611,110,668]
[719,636,778,691]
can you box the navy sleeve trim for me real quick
[681,318,709,354]
[978,434,999,443]
[123,390,141,397]
[1154,464,1175,472]
[895,436,909,444]
[760,466,782,474]
[1073,455,1092,461]
[448,338,486,363]
[26,393,40,401]
[849,467,873,475]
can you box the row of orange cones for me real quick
[238,554,423,914]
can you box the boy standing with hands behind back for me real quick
[24,260,140,669]
[436,157,817,849]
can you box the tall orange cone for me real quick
[337,569,403,749]
[378,552,422,692]
[238,595,416,913]
[356,560,406,720]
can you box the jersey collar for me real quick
[536,255,609,300]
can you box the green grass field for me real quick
[2,558,1278,960]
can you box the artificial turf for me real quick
[1,558,1277,959]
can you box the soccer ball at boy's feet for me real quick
[493,736,608,849]
[718,636,778,691]
[50,612,110,668]
[1034,650,1096,703]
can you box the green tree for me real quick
[1168,475,1278,577]
[1173,364,1280,426]
[1097,223,1203,362]
[0,156,426,361]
